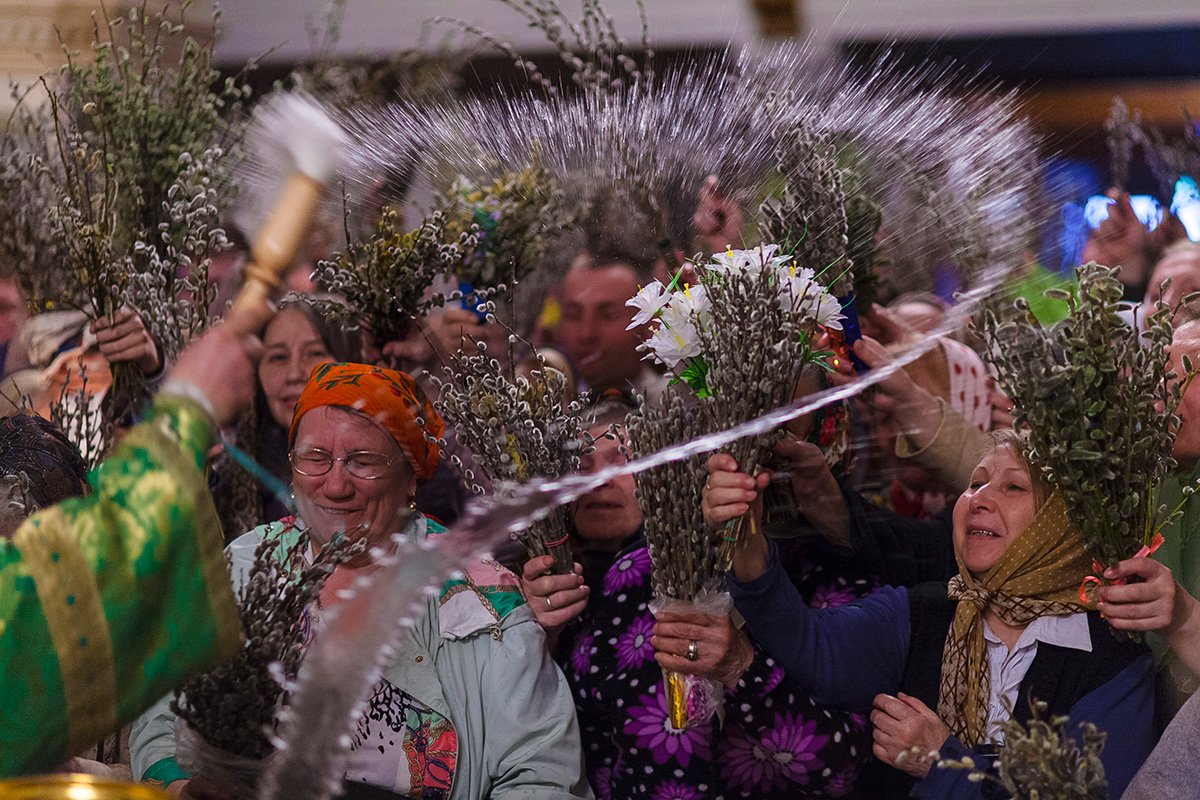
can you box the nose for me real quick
[968,481,997,512]
[321,460,356,499]
[575,313,600,345]
[286,353,308,383]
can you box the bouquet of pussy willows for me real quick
[171,530,360,798]
[625,243,844,728]
[0,2,242,451]
[626,386,723,730]
[432,332,590,575]
[630,244,845,564]
[938,698,1107,800]
[980,262,1199,628]
[436,153,576,334]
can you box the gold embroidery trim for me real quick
[123,423,242,660]
[14,507,118,755]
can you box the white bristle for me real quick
[248,92,346,185]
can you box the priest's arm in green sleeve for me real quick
[0,395,242,777]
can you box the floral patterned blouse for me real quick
[564,536,877,800]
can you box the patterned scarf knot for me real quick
[937,490,1093,747]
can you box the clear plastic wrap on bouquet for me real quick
[648,589,732,731]
[175,718,271,800]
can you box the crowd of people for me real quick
[4,67,1200,800]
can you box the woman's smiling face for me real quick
[291,405,415,554]
[952,445,1039,579]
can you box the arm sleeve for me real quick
[480,610,593,799]
[0,396,241,777]
[130,693,189,784]
[911,735,986,800]
[894,397,989,491]
[1068,653,1157,799]
[841,487,958,587]
[728,542,910,710]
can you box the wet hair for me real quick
[980,428,1051,509]
[0,413,89,511]
[586,241,658,284]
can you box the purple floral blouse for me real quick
[564,538,877,799]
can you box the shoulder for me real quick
[436,551,528,640]
[226,516,304,582]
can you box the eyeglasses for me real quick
[289,448,394,480]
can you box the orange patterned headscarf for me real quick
[290,362,444,482]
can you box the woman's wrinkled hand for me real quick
[871,692,950,778]
[651,609,754,688]
[92,307,162,375]
[1099,556,1184,632]
[521,556,589,634]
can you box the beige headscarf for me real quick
[939,490,1094,746]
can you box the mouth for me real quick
[581,499,622,511]
[317,505,364,517]
[967,528,1001,539]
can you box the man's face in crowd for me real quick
[554,262,645,391]
[1145,247,1200,320]
[571,423,642,547]
[1170,319,1200,469]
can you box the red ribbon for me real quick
[1079,533,1166,604]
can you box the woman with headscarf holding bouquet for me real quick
[131,362,589,800]
[704,429,1159,798]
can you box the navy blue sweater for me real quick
[729,543,1157,799]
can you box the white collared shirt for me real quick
[981,612,1092,743]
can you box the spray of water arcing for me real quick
[338,41,1042,288]
[258,39,1046,800]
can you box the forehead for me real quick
[264,307,320,345]
[559,265,639,303]
[975,444,1026,474]
[1153,251,1200,285]
[294,406,397,452]
[1170,322,1200,359]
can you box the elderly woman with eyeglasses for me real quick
[131,362,590,800]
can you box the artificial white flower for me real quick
[709,244,785,274]
[667,283,710,319]
[775,263,845,330]
[644,303,703,369]
[625,280,672,329]
[806,292,846,330]
[776,264,818,313]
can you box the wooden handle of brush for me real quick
[227,172,325,329]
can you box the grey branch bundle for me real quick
[696,257,823,556]
[980,263,1193,570]
[939,699,1107,800]
[626,389,717,601]
[0,1,241,443]
[172,529,361,760]
[758,121,852,296]
[433,343,588,574]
